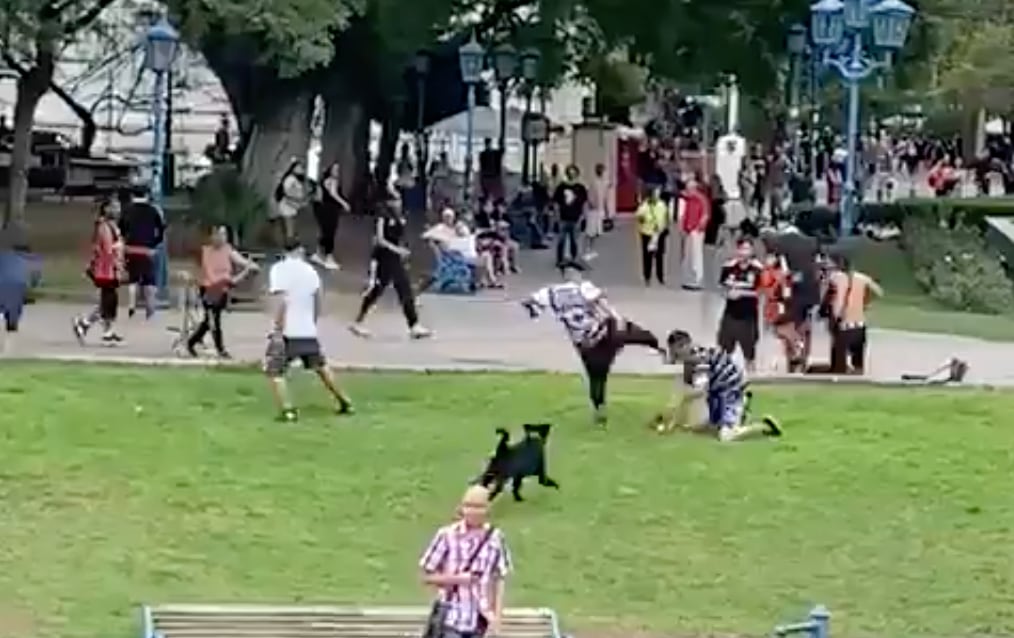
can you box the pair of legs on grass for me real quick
[657,389,781,442]
[578,317,664,425]
[265,335,353,422]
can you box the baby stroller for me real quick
[168,271,202,356]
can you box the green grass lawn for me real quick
[848,239,1014,341]
[1,365,1013,638]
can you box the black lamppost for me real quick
[518,47,540,184]
[492,42,518,171]
[413,49,430,211]
[787,22,807,168]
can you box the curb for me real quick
[3,353,1000,389]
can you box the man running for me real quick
[522,260,663,426]
[657,329,782,442]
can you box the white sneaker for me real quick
[310,253,328,268]
[409,325,432,340]
[323,256,340,271]
[349,323,371,338]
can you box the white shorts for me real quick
[270,202,299,220]
[585,209,604,237]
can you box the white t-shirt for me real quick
[528,281,605,344]
[446,233,478,260]
[268,256,321,338]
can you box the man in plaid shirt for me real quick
[419,486,512,638]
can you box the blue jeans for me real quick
[556,220,580,265]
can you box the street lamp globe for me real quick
[842,0,868,30]
[787,22,807,56]
[143,18,179,73]
[519,47,540,82]
[458,34,485,84]
[870,0,915,50]
[492,42,518,82]
[809,0,845,48]
[414,49,430,76]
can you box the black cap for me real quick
[666,329,692,348]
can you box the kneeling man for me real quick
[657,329,782,442]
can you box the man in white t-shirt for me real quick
[265,239,353,422]
[522,260,664,426]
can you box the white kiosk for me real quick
[714,76,748,226]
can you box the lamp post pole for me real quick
[809,46,820,182]
[144,18,179,304]
[414,51,429,214]
[787,23,807,173]
[809,0,914,237]
[458,34,485,210]
[518,48,540,184]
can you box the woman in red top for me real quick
[73,198,125,344]
[679,172,710,290]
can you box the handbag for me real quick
[422,526,496,638]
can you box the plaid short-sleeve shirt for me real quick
[419,521,512,633]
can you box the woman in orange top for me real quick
[758,252,791,369]
[186,225,257,358]
[73,198,125,344]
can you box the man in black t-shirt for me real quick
[552,165,588,266]
[717,238,763,371]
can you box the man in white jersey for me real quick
[265,239,353,422]
[523,260,664,425]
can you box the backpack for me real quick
[274,176,286,202]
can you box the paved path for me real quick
[9,218,1014,385]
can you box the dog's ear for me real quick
[524,423,552,438]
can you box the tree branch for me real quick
[62,0,117,35]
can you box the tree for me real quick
[1,0,118,230]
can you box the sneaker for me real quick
[186,342,199,358]
[277,407,299,423]
[349,323,371,338]
[102,332,124,344]
[583,251,599,261]
[72,317,87,345]
[128,308,136,319]
[593,406,608,427]
[409,324,432,340]
[323,255,340,271]
[217,350,232,360]
[762,416,783,437]
[310,253,328,268]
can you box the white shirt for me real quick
[446,233,478,260]
[528,281,605,344]
[268,255,321,338]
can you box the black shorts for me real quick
[125,253,155,286]
[717,314,759,361]
[264,337,326,377]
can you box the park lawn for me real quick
[848,239,1014,341]
[1,365,1013,638]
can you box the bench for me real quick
[142,603,562,638]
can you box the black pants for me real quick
[556,220,580,265]
[717,314,759,363]
[831,324,867,373]
[357,254,419,326]
[189,290,228,353]
[578,318,660,409]
[639,232,667,284]
[314,202,340,255]
[97,283,118,322]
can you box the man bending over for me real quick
[523,260,664,426]
[657,329,782,442]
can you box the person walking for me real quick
[551,165,587,266]
[312,162,350,271]
[584,163,611,259]
[264,238,354,422]
[419,485,512,638]
[828,253,883,375]
[679,172,709,290]
[635,185,670,286]
[186,225,259,359]
[350,198,432,339]
[73,198,125,345]
[119,188,165,319]
[272,159,309,246]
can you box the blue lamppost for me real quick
[458,34,485,210]
[810,0,914,236]
[787,23,807,169]
[143,17,179,302]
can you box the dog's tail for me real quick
[494,428,510,453]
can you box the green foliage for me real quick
[903,215,1014,314]
[189,167,268,247]
[861,197,1014,229]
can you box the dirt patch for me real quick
[0,605,38,638]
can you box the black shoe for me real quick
[337,402,355,415]
[128,308,136,319]
[762,416,783,437]
[217,350,232,360]
[277,408,298,423]
[186,343,199,358]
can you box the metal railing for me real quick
[774,605,830,638]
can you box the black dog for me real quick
[476,423,559,502]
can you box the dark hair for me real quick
[557,259,586,274]
[666,329,692,350]
[283,236,303,253]
[274,159,303,202]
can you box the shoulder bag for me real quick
[422,526,497,638]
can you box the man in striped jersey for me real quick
[657,329,782,442]
[523,260,664,426]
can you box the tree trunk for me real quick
[373,114,399,191]
[240,89,314,203]
[4,50,55,231]
[321,94,368,211]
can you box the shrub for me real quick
[188,167,268,247]
[861,197,1014,229]
[903,216,1014,314]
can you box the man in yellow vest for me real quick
[635,185,671,286]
